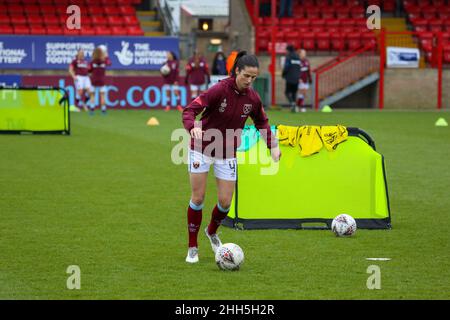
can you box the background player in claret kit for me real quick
[69,49,92,112]
[161,51,183,112]
[88,45,112,115]
[297,49,312,112]
[185,50,210,101]
[182,51,281,264]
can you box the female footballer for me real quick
[89,46,112,115]
[182,51,281,263]
[69,49,92,112]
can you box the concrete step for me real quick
[141,20,161,27]
[144,31,166,37]
[319,72,380,108]
[137,10,157,16]
[142,25,163,32]
[137,10,157,22]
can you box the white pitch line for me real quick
[366,258,391,261]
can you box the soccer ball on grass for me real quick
[215,243,244,271]
[331,214,357,236]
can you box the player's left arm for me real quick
[250,100,281,161]
[250,97,278,150]
[105,56,112,66]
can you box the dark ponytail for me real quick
[231,51,259,77]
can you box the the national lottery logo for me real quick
[219,98,227,113]
[114,41,134,66]
[243,104,252,114]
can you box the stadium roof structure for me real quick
[180,0,229,17]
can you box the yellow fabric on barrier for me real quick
[277,125,348,156]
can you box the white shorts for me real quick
[190,84,207,93]
[298,81,310,90]
[188,150,237,181]
[75,75,92,91]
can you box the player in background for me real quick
[69,49,92,112]
[89,45,111,115]
[182,51,281,263]
[297,49,312,112]
[282,44,301,113]
[161,51,183,112]
[185,50,210,101]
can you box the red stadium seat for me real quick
[442,32,450,41]
[316,32,330,51]
[280,17,295,27]
[111,26,127,35]
[63,28,81,36]
[407,6,421,20]
[40,5,55,15]
[126,26,144,36]
[301,32,316,51]
[88,6,105,16]
[295,19,309,28]
[14,25,30,34]
[29,26,47,35]
[104,6,122,15]
[422,7,437,20]
[285,30,299,43]
[120,6,136,16]
[321,7,335,19]
[107,16,123,26]
[94,26,113,35]
[46,26,63,35]
[340,18,355,28]
[341,26,355,34]
[444,49,450,63]
[438,12,450,20]
[91,16,108,26]
[79,26,96,36]
[361,31,377,47]
[10,16,28,24]
[123,15,140,26]
[24,5,41,15]
[419,32,434,49]
[412,18,428,32]
[327,19,341,29]
[335,9,349,19]
[0,25,13,34]
[7,5,24,13]
[275,30,286,42]
[349,6,364,19]
[304,7,321,19]
[347,32,362,51]
[331,33,346,52]
[27,15,43,25]
[44,16,61,26]
[383,0,396,12]
[257,38,269,52]
[0,14,10,24]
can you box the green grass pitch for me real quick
[0,109,449,299]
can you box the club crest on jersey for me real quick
[243,104,252,115]
[219,98,227,113]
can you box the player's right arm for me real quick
[182,83,222,135]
